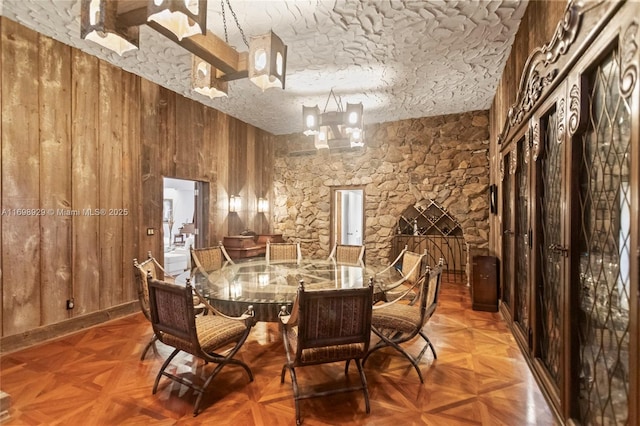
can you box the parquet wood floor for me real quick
[0,280,557,425]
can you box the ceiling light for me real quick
[192,55,228,98]
[80,0,139,56]
[302,90,364,150]
[146,0,206,41]
[79,0,287,97]
[249,31,287,91]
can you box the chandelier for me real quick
[80,0,287,98]
[302,90,364,150]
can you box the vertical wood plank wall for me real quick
[488,1,566,253]
[0,18,274,341]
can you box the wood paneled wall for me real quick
[488,1,566,252]
[0,17,274,346]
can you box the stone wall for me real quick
[271,110,491,266]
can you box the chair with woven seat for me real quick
[377,245,426,303]
[328,243,365,266]
[279,279,374,425]
[363,264,443,383]
[190,243,234,275]
[266,241,301,264]
[147,275,255,416]
[133,252,177,360]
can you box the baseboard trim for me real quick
[0,301,139,354]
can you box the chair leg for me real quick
[140,333,158,361]
[345,359,351,375]
[287,367,301,425]
[281,364,288,383]
[419,330,437,359]
[354,359,371,414]
[153,348,181,394]
[369,328,425,383]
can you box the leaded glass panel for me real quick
[577,48,630,426]
[515,137,529,332]
[538,110,562,387]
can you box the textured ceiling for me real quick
[0,0,528,135]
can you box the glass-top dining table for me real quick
[177,259,406,322]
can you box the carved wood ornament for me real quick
[500,155,505,182]
[568,83,581,136]
[498,0,583,144]
[531,118,541,161]
[510,144,518,174]
[620,21,639,98]
[557,97,566,144]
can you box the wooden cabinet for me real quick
[495,1,639,424]
[471,255,499,312]
[223,234,284,260]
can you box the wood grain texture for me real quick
[139,78,163,258]
[0,17,275,344]
[71,49,100,316]
[1,19,41,334]
[38,35,72,324]
[0,279,558,425]
[121,71,140,302]
[98,61,124,308]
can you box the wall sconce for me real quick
[80,0,139,56]
[146,0,207,41]
[257,197,268,213]
[229,195,241,212]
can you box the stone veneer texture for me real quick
[271,110,490,266]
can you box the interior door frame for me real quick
[329,186,365,250]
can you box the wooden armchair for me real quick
[363,265,443,383]
[377,245,426,302]
[328,243,365,265]
[279,279,374,425]
[266,241,301,264]
[147,276,255,416]
[190,243,234,274]
[132,252,176,360]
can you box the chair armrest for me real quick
[373,278,422,311]
[192,287,255,324]
[278,304,298,326]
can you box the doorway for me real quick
[162,177,207,275]
[331,187,364,248]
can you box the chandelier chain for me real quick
[221,0,228,43]
[222,0,249,48]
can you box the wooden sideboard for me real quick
[223,234,284,260]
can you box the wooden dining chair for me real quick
[190,243,234,274]
[377,245,426,302]
[147,276,255,416]
[132,252,176,360]
[328,243,365,265]
[363,265,443,383]
[266,241,301,264]
[279,279,374,425]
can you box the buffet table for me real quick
[178,259,405,322]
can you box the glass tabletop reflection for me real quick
[180,259,404,322]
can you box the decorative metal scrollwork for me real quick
[568,83,581,136]
[557,97,566,144]
[620,22,638,98]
